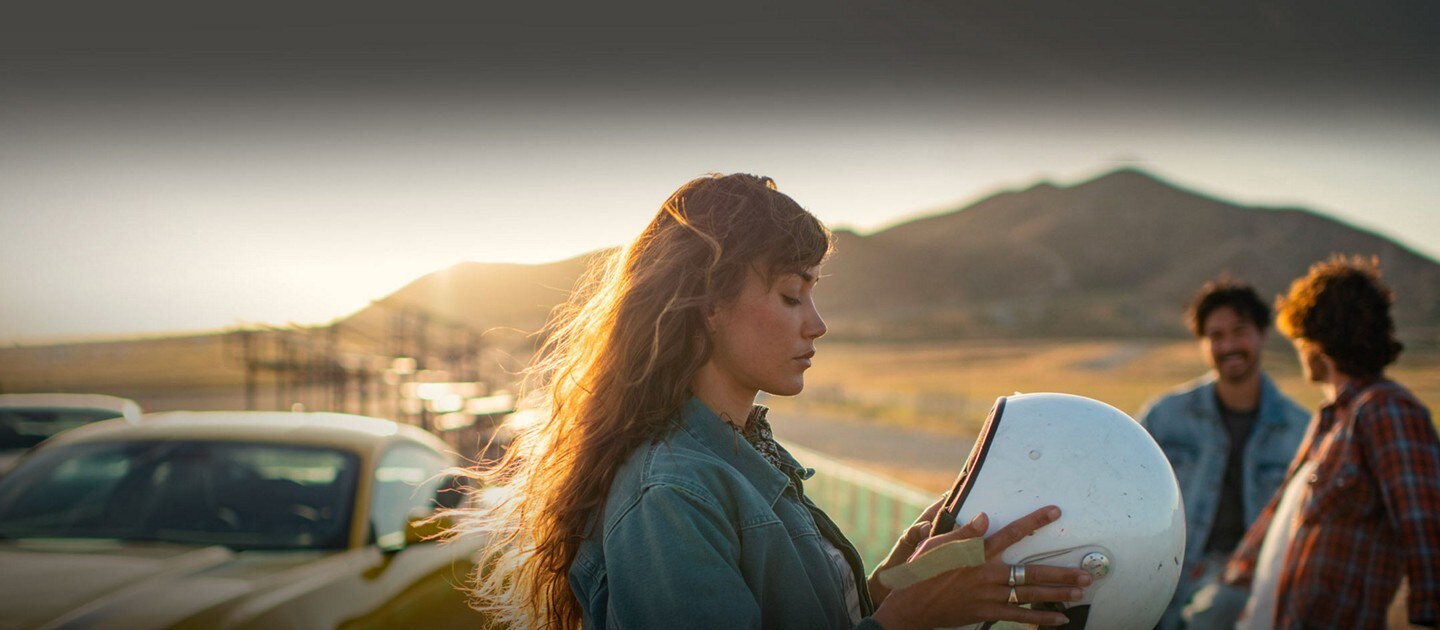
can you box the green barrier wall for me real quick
[782,441,936,571]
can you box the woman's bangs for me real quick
[765,211,832,277]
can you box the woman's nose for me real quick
[804,305,827,339]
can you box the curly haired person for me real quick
[1204,255,1439,629]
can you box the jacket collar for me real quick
[1332,376,1383,409]
[1255,373,1296,426]
[674,396,791,506]
[1193,372,1292,427]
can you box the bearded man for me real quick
[1140,276,1309,630]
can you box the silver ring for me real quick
[1015,563,1027,586]
[1008,564,1018,587]
[1008,586,1019,605]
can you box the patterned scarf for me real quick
[732,405,786,472]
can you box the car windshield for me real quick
[0,408,124,450]
[0,440,359,551]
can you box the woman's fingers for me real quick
[914,505,1055,559]
[900,519,932,549]
[975,603,1072,628]
[983,505,1059,559]
[968,581,1084,628]
[953,511,989,539]
[912,511,988,557]
[1020,563,1094,587]
[896,493,949,549]
[918,494,946,523]
[981,584,1085,605]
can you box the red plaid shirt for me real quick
[1225,378,1440,628]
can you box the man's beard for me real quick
[1214,351,1256,382]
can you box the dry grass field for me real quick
[5,332,1435,444]
[766,336,1440,437]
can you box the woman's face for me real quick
[705,266,827,398]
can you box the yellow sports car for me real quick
[0,411,488,629]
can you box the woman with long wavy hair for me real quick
[460,173,1091,629]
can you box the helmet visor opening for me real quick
[932,396,1007,537]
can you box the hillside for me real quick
[340,255,596,348]
[8,168,1439,405]
[360,169,1440,341]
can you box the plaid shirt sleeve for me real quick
[1358,390,1440,626]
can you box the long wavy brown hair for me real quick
[457,173,832,628]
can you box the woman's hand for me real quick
[870,505,1093,630]
[867,494,947,606]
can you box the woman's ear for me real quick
[704,299,730,333]
[704,303,720,333]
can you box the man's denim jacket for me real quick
[569,397,881,629]
[1138,372,1309,628]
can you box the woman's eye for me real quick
[782,295,801,306]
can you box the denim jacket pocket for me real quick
[1251,461,1290,497]
[1158,441,1200,483]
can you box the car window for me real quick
[0,408,124,450]
[0,440,359,551]
[370,443,450,549]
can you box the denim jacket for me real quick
[569,397,881,629]
[1138,372,1309,629]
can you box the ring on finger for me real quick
[1007,586,1019,605]
[1008,564,1018,587]
[1014,563,1027,586]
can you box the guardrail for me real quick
[782,441,936,570]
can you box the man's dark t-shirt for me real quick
[1206,394,1258,554]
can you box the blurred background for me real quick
[3,0,1439,570]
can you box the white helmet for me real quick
[932,393,1185,630]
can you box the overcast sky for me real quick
[3,1,1438,342]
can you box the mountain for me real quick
[350,169,1440,342]
[821,169,1440,339]
[9,169,1437,406]
[341,255,596,343]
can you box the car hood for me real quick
[0,538,352,629]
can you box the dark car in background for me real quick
[0,393,142,474]
[0,411,487,629]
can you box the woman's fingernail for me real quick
[1050,614,1069,626]
[1046,506,1060,520]
[1069,588,1083,600]
[1078,573,1092,586]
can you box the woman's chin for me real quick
[764,380,805,397]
